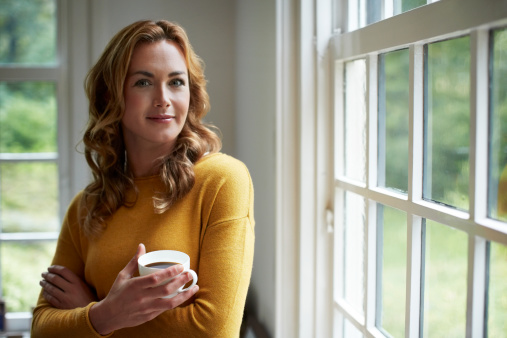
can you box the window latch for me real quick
[326,208,334,233]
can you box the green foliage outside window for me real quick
[424,36,471,210]
[0,0,59,313]
[0,0,56,64]
[0,82,57,153]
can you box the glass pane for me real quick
[342,191,365,314]
[0,0,57,65]
[1,241,56,312]
[422,220,467,337]
[377,205,406,337]
[344,59,367,183]
[487,241,507,337]
[378,49,409,192]
[347,0,365,31]
[488,28,507,222]
[423,37,470,210]
[0,162,59,232]
[0,82,57,153]
[394,0,427,15]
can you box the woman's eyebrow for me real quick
[168,71,187,77]
[129,70,187,77]
[130,70,154,77]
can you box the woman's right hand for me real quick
[89,243,199,335]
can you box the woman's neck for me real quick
[125,143,173,178]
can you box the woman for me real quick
[31,20,255,337]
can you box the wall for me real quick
[235,0,277,335]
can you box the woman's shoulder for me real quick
[196,152,250,180]
[194,153,253,217]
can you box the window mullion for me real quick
[365,53,378,333]
[469,28,489,223]
[367,54,378,190]
[406,42,424,338]
[405,214,423,338]
[0,68,60,81]
[465,27,490,338]
[408,43,424,204]
[466,235,487,337]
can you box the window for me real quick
[332,0,507,336]
[0,0,65,322]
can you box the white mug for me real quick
[138,250,198,299]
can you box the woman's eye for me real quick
[170,79,185,87]
[134,79,150,87]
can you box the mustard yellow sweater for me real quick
[31,153,255,337]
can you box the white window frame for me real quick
[328,0,507,337]
[0,0,90,332]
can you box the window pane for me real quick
[0,162,59,232]
[342,191,365,314]
[378,49,409,192]
[488,28,507,222]
[0,0,57,65]
[344,59,367,183]
[487,241,507,336]
[0,82,57,153]
[423,37,470,210]
[377,205,406,337]
[422,220,467,337]
[347,0,365,31]
[394,0,428,15]
[1,241,56,312]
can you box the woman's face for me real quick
[122,40,190,154]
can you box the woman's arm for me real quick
[34,243,197,337]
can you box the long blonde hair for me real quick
[81,20,221,237]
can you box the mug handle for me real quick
[178,269,198,293]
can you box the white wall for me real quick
[235,0,277,335]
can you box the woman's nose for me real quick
[154,86,170,107]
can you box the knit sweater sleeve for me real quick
[31,193,108,338]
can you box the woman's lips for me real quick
[147,115,175,123]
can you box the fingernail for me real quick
[192,285,199,294]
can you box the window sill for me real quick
[3,312,31,335]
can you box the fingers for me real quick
[145,270,194,299]
[42,289,62,308]
[46,265,77,283]
[159,284,199,309]
[119,243,146,279]
[42,269,71,292]
[146,284,199,314]
[40,279,66,307]
[137,263,185,290]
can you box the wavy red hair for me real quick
[81,20,221,237]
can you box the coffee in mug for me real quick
[138,250,198,298]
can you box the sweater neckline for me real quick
[132,152,221,182]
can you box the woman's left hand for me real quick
[40,265,97,309]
